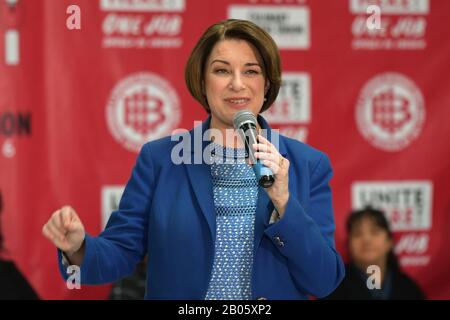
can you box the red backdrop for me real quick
[1,0,449,299]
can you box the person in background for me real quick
[0,190,40,300]
[325,206,425,300]
[108,258,147,300]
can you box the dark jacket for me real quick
[324,263,425,300]
[0,259,39,300]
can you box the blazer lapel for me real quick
[184,117,216,242]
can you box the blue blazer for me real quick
[58,115,345,299]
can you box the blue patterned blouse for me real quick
[205,142,259,300]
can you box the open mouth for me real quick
[224,98,250,108]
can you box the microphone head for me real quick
[233,110,257,130]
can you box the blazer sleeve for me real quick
[264,153,345,298]
[57,143,155,285]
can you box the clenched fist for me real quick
[42,206,85,257]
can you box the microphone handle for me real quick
[239,123,275,188]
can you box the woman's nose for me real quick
[361,234,374,244]
[229,73,245,91]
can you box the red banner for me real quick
[1,0,449,299]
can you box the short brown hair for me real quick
[185,19,282,114]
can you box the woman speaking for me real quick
[42,19,344,300]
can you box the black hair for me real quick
[346,206,400,271]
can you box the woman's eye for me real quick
[246,70,259,75]
[214,69,228,74]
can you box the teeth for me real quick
[229,99,248,104]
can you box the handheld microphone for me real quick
[233,110,274,188]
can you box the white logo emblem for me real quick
[356,72,425,151]
[106,72,181,152]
